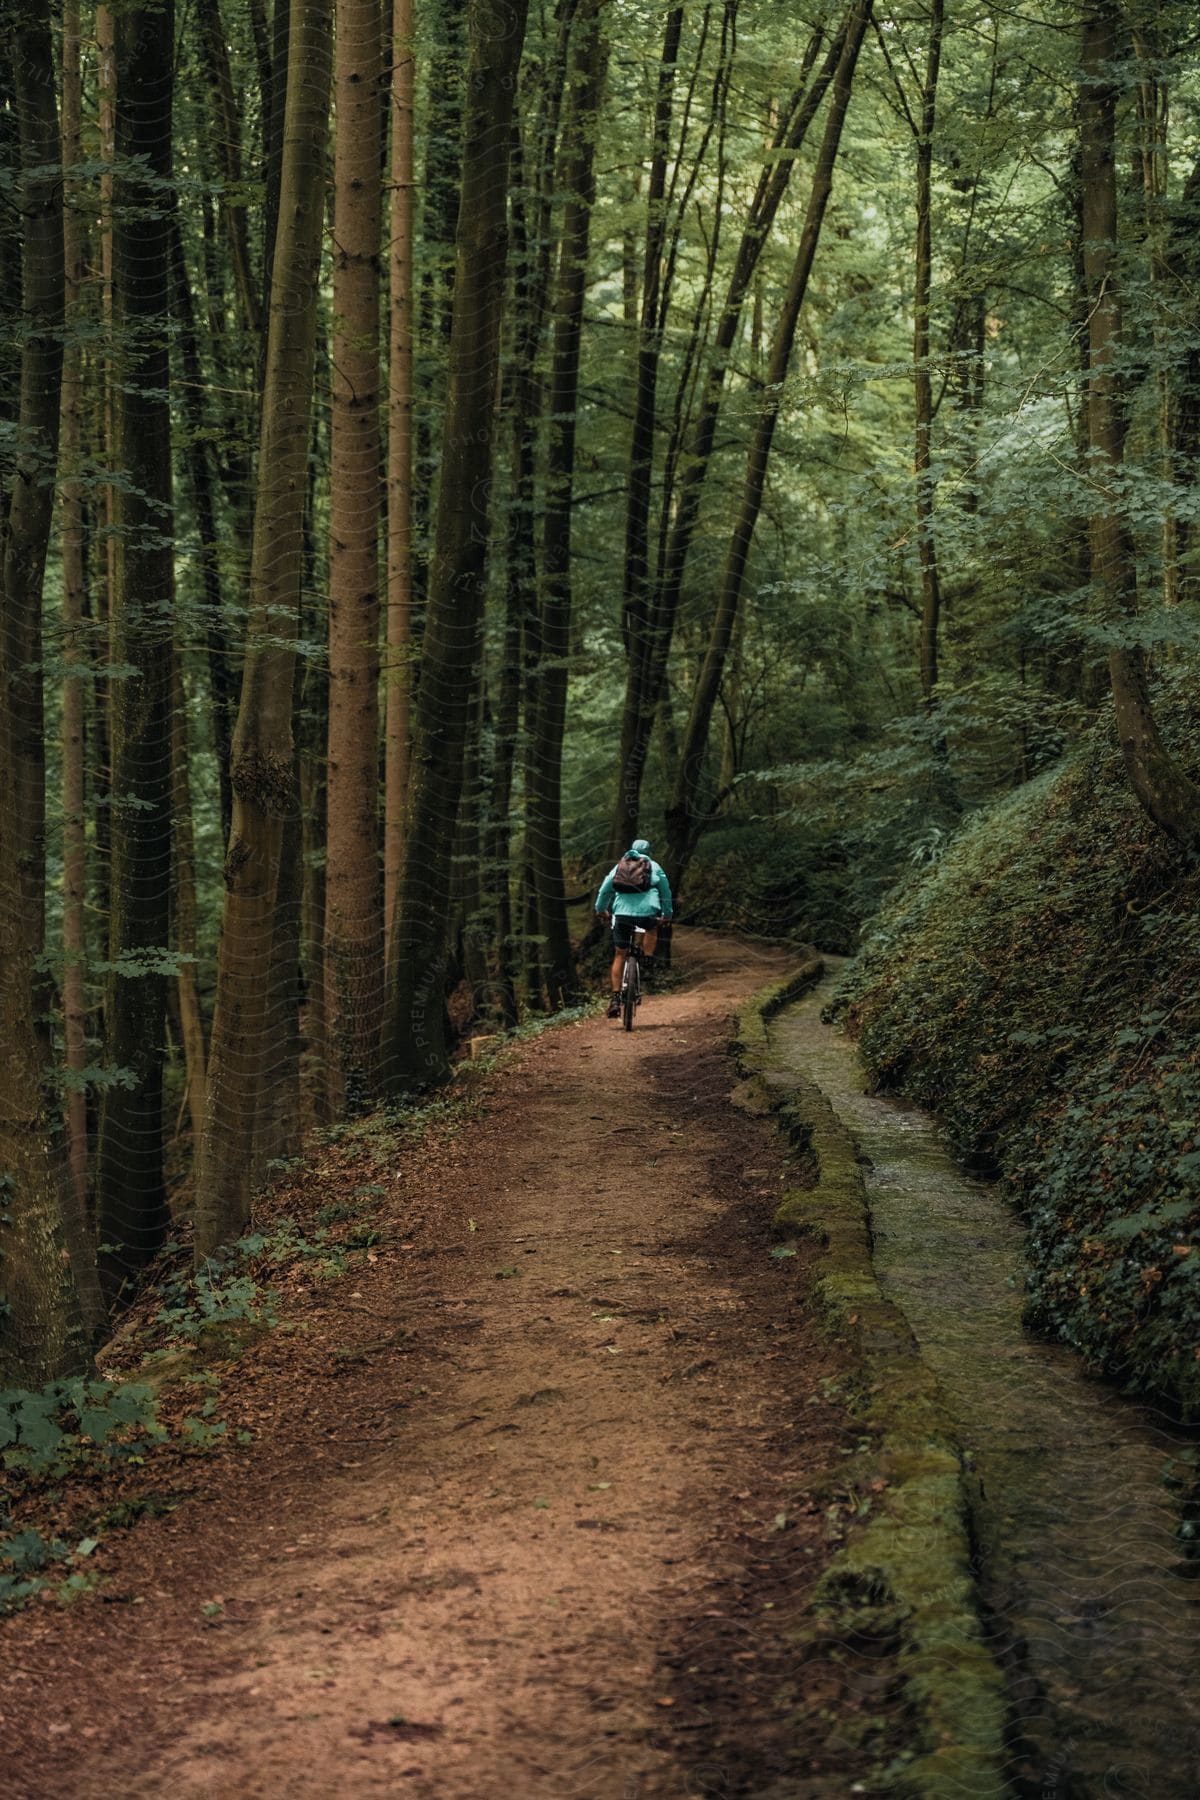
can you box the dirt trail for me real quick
[2,936,868,1800]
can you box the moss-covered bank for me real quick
[834,694,1200,1414]
[735,964,1010,1798]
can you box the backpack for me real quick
[613,853,652,894]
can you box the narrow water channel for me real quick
[768,979,1200,1800]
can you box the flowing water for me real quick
[768,980,1200,1800]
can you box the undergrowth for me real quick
[833,687,1200,1413]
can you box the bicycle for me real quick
[618,923,648,1032]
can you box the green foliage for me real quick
[834,691,1200,1412]
[0,1528,74,1613]
[0,1377,164,1478]
[506,999,603,1043]
[0,1377,170,1613]
[155,1268,276,1342]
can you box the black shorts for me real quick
[612,915,658,949]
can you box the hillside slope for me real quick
[834,696,1200,1413]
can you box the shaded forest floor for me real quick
[1,935,899,1798]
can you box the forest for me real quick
[3,0,1200,1494]
[6,0,1200,1787]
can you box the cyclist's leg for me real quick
[609,917,630,1015]
[622,944,638,1028]
[637,922,658,991]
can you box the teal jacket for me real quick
[595,851,673,920]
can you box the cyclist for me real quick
[595,837,674,1019]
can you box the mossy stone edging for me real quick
[734,962,1012,1799]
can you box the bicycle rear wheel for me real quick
[622,956,638,1031]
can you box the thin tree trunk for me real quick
[195,0,332,1261]
[3,0,69,959]
[384,0,530,1092]
[652,3,736,623]
[664,0,872,888]
[1132,29,1177,611]
[195,0,262,337]
[528,0,605,1009]
[248,0,272,122]
[170,654,207,1157]
[252,746,303,1182]
[1168,155,1200,612]
[521,856,542,1011]
[384,0,416,973]
[413,0,468,618]
[456,682,491,1020]
[260,0,289,332]
[300,648,330,1125]
[1079,3,1200,851]
[487,557,522,1027]
[1065,125,1099,706]
[60,0,90,1234]
[169,211,236,841]
[325,0,384,1112]
[94,0,176,1302]
[0,0,88,1383]
[508,18,576,997]
[96,1,118,736]
[914,0,944,706]
[614,4,683,851]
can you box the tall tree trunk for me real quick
[613,4,683,852]
[384,0,416,974]
[260,0,289,337]
[0,0,88,1383]
[325,0,384,1112]
[251,754,303,1183]
[60,0,90,1233]
[170,653,207,1157]
[300,645,330,1125]
[914,0,944,706]
[384,0,530,1092]
[95,0,176,1304]
[195,0,332,1262]
[169,211,236,841]
[1079,3,1200,850]
[455,681,490,1020]
[488,555,522,1027]
[528,0,605,1009]
[610,14,841,855]
[664,0,872,888]
[652,1,736,624]
[92,4,117,933]
[508,17,576,1000]
[2,0,69,959]
[413,0,468,616]
[195,0,261,338]
[1131,28,1178,613]
[1168,155,1200,612]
